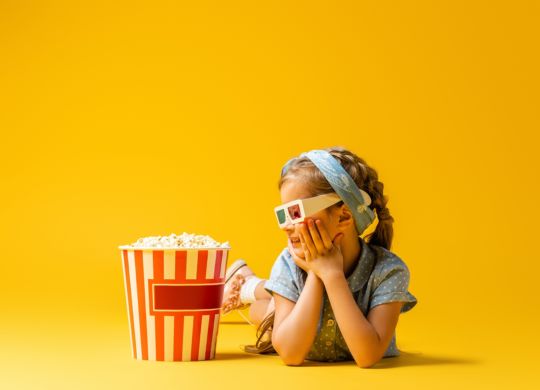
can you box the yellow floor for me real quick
[1,309,538,390]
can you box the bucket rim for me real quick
[118,245,231,250]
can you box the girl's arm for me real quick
[322,271,403,368]
[271,270,324,365]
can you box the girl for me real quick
[221,146,417,368]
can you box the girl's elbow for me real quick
[281,355,305,366]
[355,353,382,368]
[272,336,305,366]
[357,360,376,369]
[274,344,305,366]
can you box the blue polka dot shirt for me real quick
[264,237,418,362]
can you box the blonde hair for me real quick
[243,146,394,355]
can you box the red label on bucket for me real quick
[149,282,224,313]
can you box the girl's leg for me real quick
[249,281,275,326]
[249,297,275,327]
[254,279,272,300]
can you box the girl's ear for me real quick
[337,204,355,227]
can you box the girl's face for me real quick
[279,179,342,259]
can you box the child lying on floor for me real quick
[221,146,417,368]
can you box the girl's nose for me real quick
[281,221,295,233]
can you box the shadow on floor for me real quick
[218,349,480,368]
[214,352,479,367]
[370,351,481,369]
[298,352,481,369]
[219,324,480,369]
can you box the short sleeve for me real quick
[370,258,418,313]
[264,249,300,303]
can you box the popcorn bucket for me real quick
[119,247,229,361]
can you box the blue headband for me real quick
[282,149,376,235]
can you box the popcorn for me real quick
[122,232,230,249]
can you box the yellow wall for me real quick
[0,1,538,388]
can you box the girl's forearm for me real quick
[322,272,381,367]
[272,271,324,364]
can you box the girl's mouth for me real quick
[289,238,301,245]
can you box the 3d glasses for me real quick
[274,193,342,228]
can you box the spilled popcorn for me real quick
[121,233,230,249]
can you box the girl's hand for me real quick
[298,218,345,282]
[287,238,311,273]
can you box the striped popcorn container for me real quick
[119,246,229,361]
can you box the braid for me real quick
[361,163,394,250]
[326,147,394,250]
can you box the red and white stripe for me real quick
[121,248,228,361]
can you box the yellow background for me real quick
[1,1,538,389]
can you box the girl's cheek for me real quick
[294,246,305,258]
